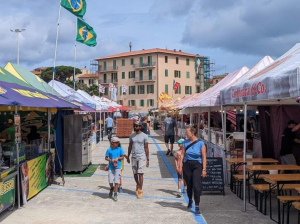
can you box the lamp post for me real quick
[129,42,132,52]
[10,29,26,66]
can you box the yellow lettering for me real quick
[12,89,49,99]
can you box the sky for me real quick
[2,0,300,76]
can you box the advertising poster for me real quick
[14,114,21,143]
[0,169,15,213]
[21,154,47,201]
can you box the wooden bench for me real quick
[292,202,300,224]
[233,175,249,198]
[251,184,300,215]
[278,196,300,223]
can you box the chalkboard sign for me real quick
[201,157,225,195]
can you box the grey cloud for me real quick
[150,0,196,17]
[182,0,300,57]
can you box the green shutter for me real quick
[122,59,125,66]
[139,70,143,81]
[165,84,168,94]
[113,60,116,69]
[165,69,168,77]
[174,70,176,78]
[103,61,107,70]
[179,85,181,94]
[190,86,192,94]
[179,71,181,78]
[122,72,125,79]
[149,70,152,80]
[139,57,143,66]
[138,85,140,94]
[148,56,152,64]
[131,58,134,65]
[186,71,190,78]
[186,58,190,65]
[147,100,149,107]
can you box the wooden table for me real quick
[263,174,300,224]
[246,165,300,209]
[226,158,278,191]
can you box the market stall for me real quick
[221,43,300,211]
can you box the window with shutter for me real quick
[131,58,134,65]
[165,56,168,63]
[122,59,125,66]
[140,100,144,107]
[122,72,125,79]
[176,57,179,64]
[165,84,168,94]
[179,85,181,94]
[147,100,149,107]
[186,58,190,65]
[186,71,190,78]
[165,69,168,77]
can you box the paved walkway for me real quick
[0,130,275,223]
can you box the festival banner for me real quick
[0,168,15,213]
[21,154,47,200]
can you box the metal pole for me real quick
[198,112,201,139]
[17,32,20,66]
[181,114,183,138]
[243,103,247,212]
[15,106,20,209]
[51,5,62,94]
[208,110,211,143]
[73,17,77,90]
[221,105,227,185]
[190,113,193,126]
[47,108,51,152]
[99,109,102,143]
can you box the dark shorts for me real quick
[164,135,175,144]
[177,172,182,179]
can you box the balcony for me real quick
[99,79,118,84]
[133,62,156,69]
[133,76,156,82]
[99,66,118,73]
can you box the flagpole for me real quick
[121,85,123,105]
[73,17,77,90]
[51,5,62,94]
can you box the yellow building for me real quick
[95,48,202,113]
[78,73,98,87]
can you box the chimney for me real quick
[179,50,181,52]
[174,49,176,51]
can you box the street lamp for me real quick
[129,42,132,52]
[10,29,26,66]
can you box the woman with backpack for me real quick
[179,125,207,216]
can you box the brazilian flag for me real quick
[76,18,97,47]
[60,0,86,18]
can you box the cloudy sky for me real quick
[2,0,300,75]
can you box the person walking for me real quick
[105,137,124,202]
[174,139,187,197]
[105,114,114,140]
[127,121,149,199]
[162,113,178,156]
[141,116,150,135]
[179,125,207,216]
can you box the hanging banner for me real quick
[0,168,15,213]
[21,154,47,201]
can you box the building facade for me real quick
[78,73,98,87]
[95,48,200,113]
[210,73,228,88]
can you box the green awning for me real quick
[5,62,60,96]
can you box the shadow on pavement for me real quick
[157,188,177,196]
[92,192,110,199]
[155,201,187,212]
[99,185,136,196]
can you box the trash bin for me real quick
[153,122,158,130]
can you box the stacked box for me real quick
[116,119,133,137]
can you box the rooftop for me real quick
[96,48,199,60]
[79,73,98,78]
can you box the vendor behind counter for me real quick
[5,119,15,143]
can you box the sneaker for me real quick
[118,187,123,193]
[137,189,143,199]
[195,207,201,216]
[187,200,193,210]
[109,187,114,198]
[166,149,171,156]
[176,192,182,198]
[170,152,173,156]
[113,194,118,202]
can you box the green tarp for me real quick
[4,62,60,96]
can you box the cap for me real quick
[134,121,142,126]
[7,119,13,124]
[111,137,120,142]
[288,120,297,125]
[177,139,184,144]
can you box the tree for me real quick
[64,80,89,92]
[41,66,81,83]
[88,84,99,96]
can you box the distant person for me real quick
[105,137,124,202]
[27,126,41,144]
[226,114,235,132]
[105,114,114,137]
[163,113,178,156]
[239,117,252,139]
[280,120,300,166]
[127,121,149,199]
[5,119,15,143]
[141,116,150,135]
[174,139,187,197]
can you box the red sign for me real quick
[231,82,267,99]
